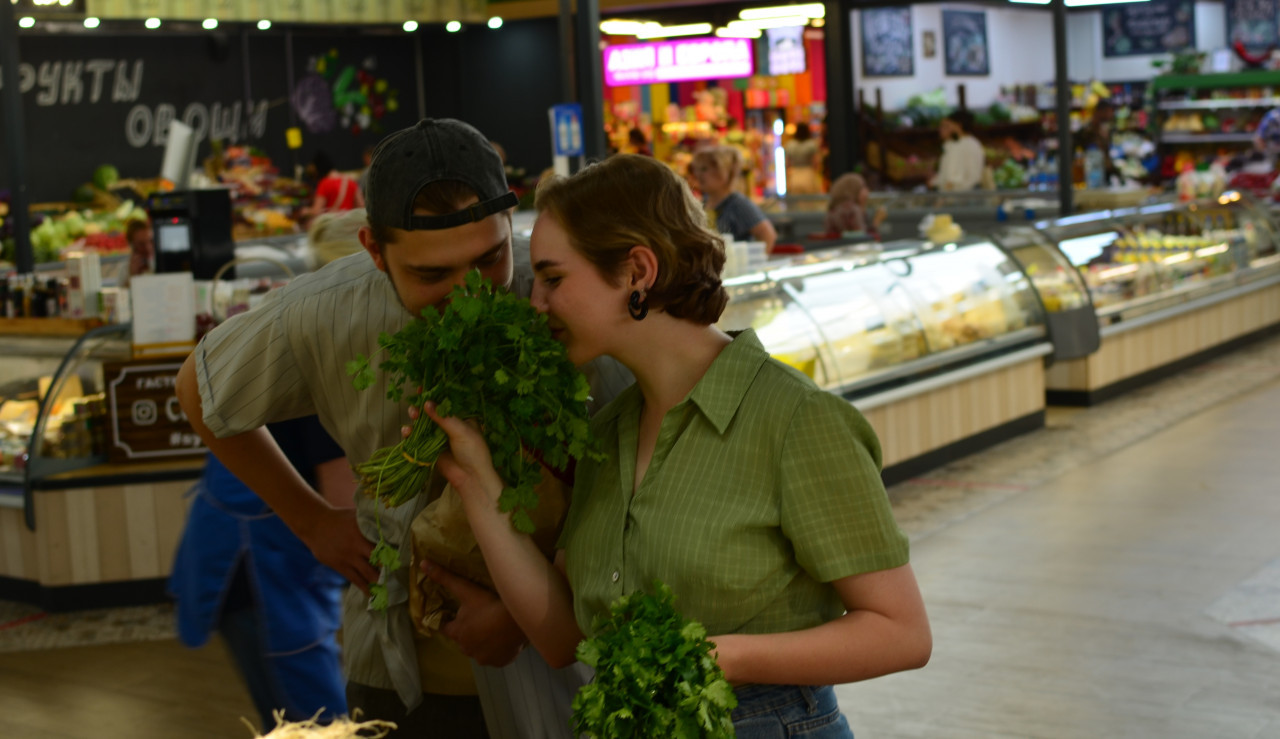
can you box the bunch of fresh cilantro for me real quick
[346,270,599,610]
[572,582,738,739]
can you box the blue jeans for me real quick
[731,684,854,738]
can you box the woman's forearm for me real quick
[711,608,931,686]
[459,482,585,668]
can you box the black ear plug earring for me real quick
[628,290,649,321]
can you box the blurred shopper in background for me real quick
[169,416,355,731]
[691,146,777,254]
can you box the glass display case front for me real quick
[1024,192,1280,324]
[717,238,1047,396]
[0,327,129,484]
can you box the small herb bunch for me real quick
[572,582,738,739]
[346,270,599,610]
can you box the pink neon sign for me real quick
[603,38,754,87]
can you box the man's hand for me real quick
[303,505,378,594]
[423,559,528,667]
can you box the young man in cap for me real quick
[176,118,628,737]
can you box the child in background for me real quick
[824,173,886,239]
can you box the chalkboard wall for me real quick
[1,21,564,203]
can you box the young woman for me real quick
[422,154,931,737]
[690,146,778,254]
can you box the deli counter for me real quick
[0,323,202,609]
[717,235,1077,482]
[998,192,1280,404]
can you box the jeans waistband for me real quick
[733,684,825,716]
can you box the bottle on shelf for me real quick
[1084,146,1105,190]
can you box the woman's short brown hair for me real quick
[691,146,741,185]
[535,154,728,325]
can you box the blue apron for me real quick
[168,453,347,718]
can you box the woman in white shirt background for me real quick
[931,110,986,191]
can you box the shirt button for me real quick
[611,571,620,583]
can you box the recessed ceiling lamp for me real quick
[144,17,161,29]
[716,27,763,38]
[403,20,419,32]
[599,20,651,35]
[446,20,462,32]
[739,3,825,20]
[635,22,713,39]
[202,18,218,29]
[18,16,35,28]
[488,17,503,29]
[727,17,811,31]
[83,17,100,28]
[258,19,272,30]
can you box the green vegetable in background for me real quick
[347,270,601,610]
[573,582,738,739]
[92,164,119,191]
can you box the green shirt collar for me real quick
[594,329,769,435]
[687,329,769,434]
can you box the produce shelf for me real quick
[1158,132,1257,144]
[1158,97,1280,111]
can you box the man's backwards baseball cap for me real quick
[366,118,518,231]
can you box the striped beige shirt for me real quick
[194,240,633,721]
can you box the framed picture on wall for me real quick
[942,9,989,76]
[861,7,914,77]
[1226,0,1280,51]
[923,30,937,59]
[1103,0,1195,57]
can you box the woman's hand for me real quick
[421,402,505,506]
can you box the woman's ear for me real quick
[626,245,660,289]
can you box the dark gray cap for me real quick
[365,118,518,231]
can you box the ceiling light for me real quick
[144,17,161,29]
[716,27,763,38]
[727,17,811,30]
[739,3,825,20]
[1009,0,1052,4]
[600,20,650,35]
[635,22,713,39]
[446,20,462,32]
[258,19,272,30]
[202,18,218,29]
[403,20,418,31]
[1065,0,1148,5]
[18,16,34,27]
[83,17,100,28]
[488,17,503,29]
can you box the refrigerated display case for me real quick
[1009,192,1280,404]
[718,237,1053,482]
[0,323,201,609]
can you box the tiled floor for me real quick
[3,332,1280,737]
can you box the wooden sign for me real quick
[104,359,207,463]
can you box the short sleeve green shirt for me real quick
[559,329,909,637]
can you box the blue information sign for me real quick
[549,103,585,158]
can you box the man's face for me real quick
[131,227,155,257]
[361,207,513,319]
